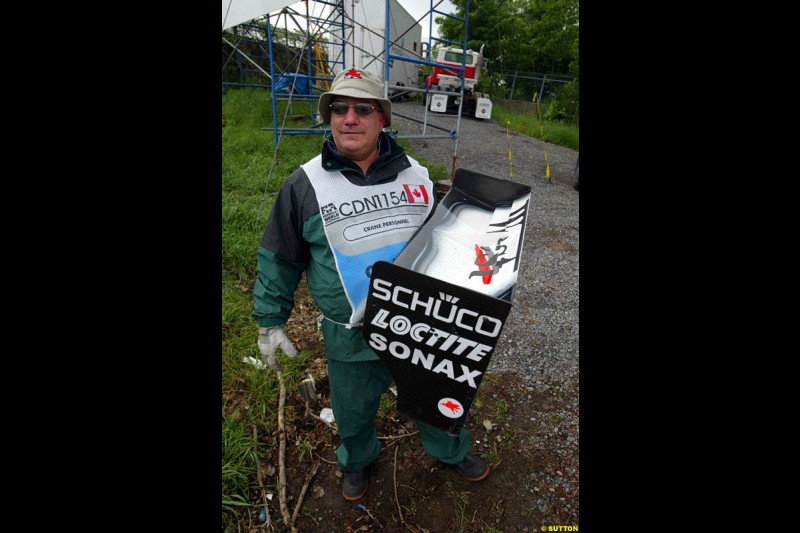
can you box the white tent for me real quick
[221,0,296,31]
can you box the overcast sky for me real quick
[395,0,457,42]
[273,1,457,44]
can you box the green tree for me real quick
[437,0,578,77]
[435,0,578,121]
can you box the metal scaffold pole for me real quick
[224,1,476,157]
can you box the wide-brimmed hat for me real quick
[318,68,392,127]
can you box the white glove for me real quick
[258,326,297,371]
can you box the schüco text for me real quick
[370,278,503,338]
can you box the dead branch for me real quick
[378,431,419,441]
[307,410,337,432]
[403,523,429,533]
[290,458,321,525]
[276,370,295,532]
[358,503,384,530]
[393,446,405,525]
[381,431,419,451]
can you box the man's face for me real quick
[329,97,385,163]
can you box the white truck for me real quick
[327,0,422,101]
[425,44,492,119]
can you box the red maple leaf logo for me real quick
[441,400,461,415]
[344,68,362,79]
[402,184,428,204]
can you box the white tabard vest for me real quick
[302,153,434,326]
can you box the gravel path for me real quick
[392,100,580,523]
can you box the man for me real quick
[253,68,489,501]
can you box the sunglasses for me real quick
[329,102,378,116]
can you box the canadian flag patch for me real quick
[344,68,362,79]
[403,184,429,204]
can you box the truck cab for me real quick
[426,45,483,92]
[425,44,491,119]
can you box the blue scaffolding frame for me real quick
[223,1,473,153]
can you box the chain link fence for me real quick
[487,70,577,123]
[494,70,575,102]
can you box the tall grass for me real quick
[221,415,257,511]
[492,100,579,151]
[221,87,320,531]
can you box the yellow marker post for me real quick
[505,120,514,177]
[533,93,552,183]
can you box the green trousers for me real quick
[328,358,471,472]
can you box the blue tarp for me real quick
[273,73,311,95]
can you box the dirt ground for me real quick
[238,282,579,532]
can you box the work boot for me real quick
[443,453,490,481]
[342,464,370,501]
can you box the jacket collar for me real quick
[321,132,411,183]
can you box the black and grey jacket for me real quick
[253,132,435,362]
